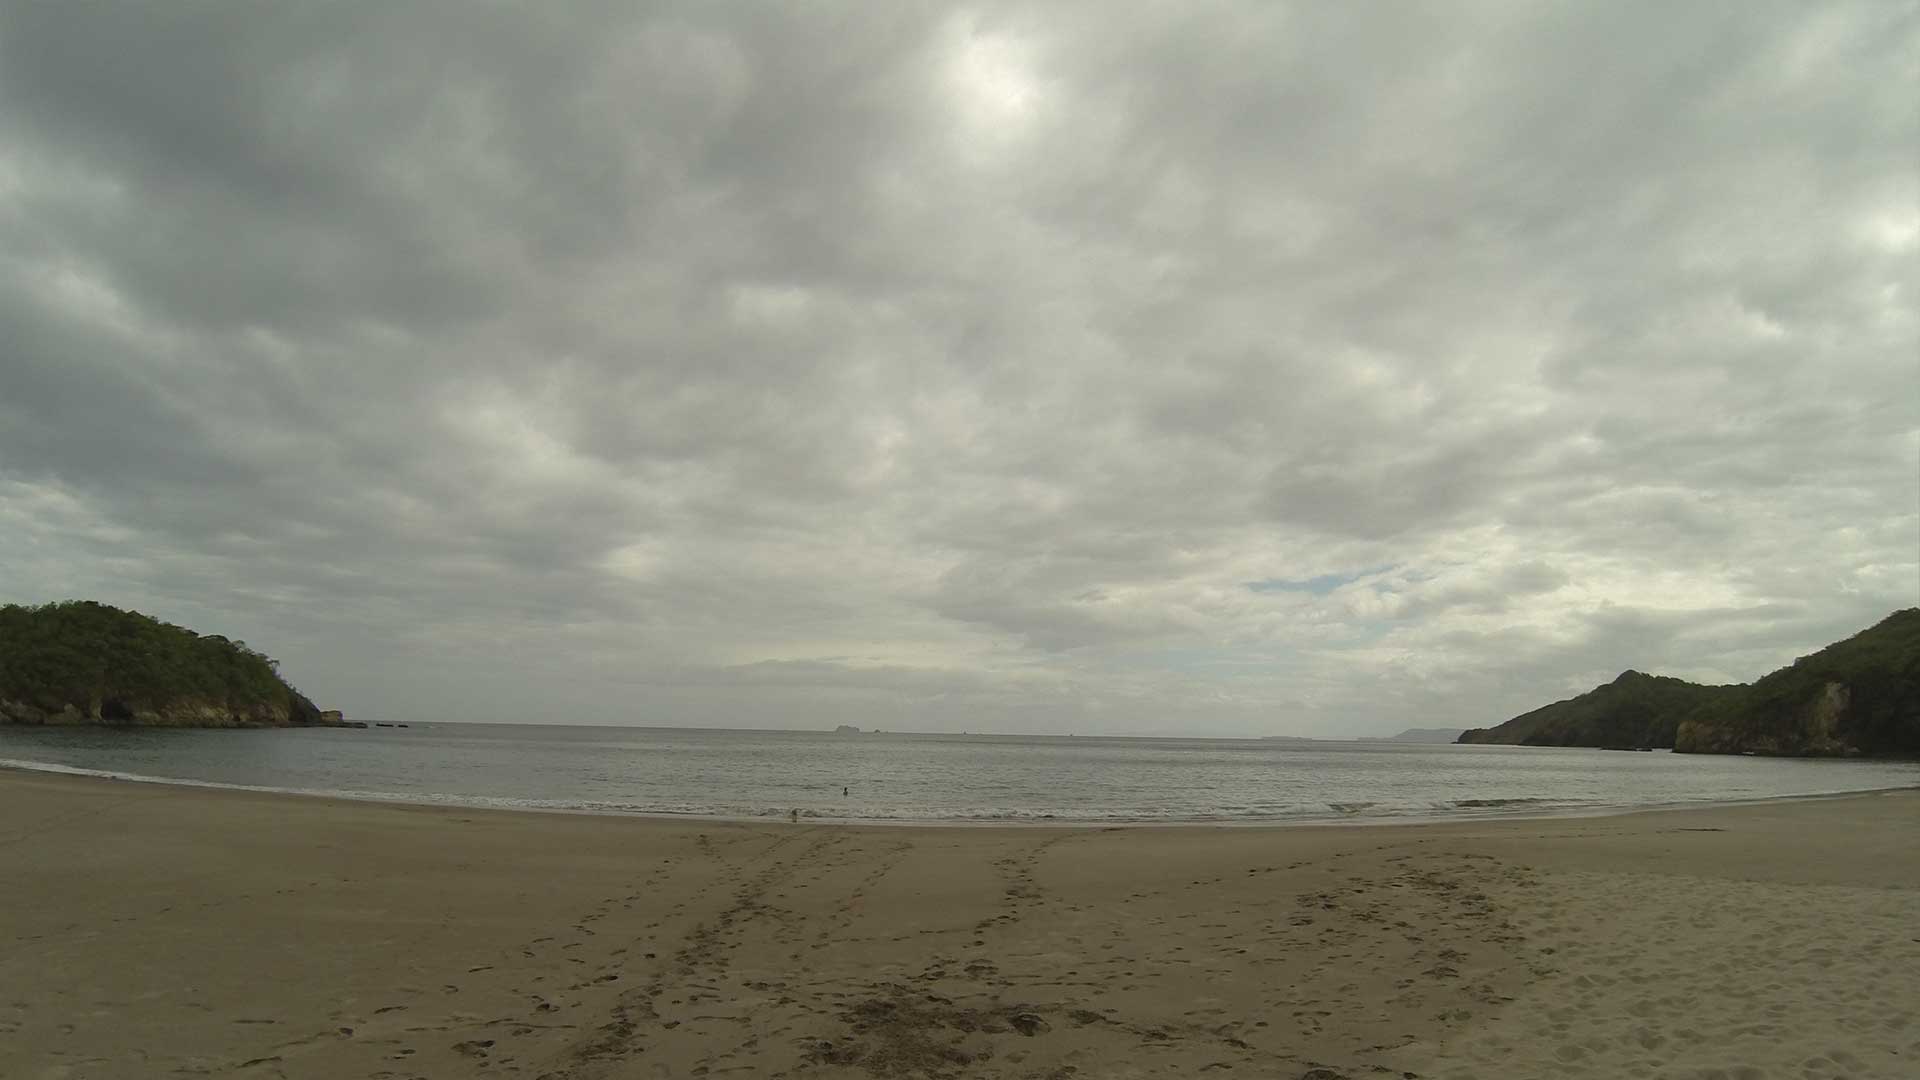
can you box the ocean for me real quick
[1,722,1915,825]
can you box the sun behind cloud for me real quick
[940,12,1052,164]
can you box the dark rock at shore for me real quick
[0,697,335,728]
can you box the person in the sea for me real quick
[842,786,848,797]
[790,808,800,823]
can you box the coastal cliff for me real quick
[0,601,346,729]
[1673,609,1920,757]
[1459,610,1919,757]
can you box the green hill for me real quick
[1457,671,1736,748]
[1673,609,1920,757]
[0,601,339,728]
[1458,610,1920,756]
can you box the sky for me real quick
[0,2,1915,736]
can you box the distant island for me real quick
[0,601,356,728]
[1361,727,1467,744]
[833,724,861,733]
[1263,728,1465,744]
[1459,609,1919,757]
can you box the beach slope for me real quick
[1,771,1914,1079]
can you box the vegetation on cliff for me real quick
[1674,609,1920,756]
[0,601,327,727]
[1457,671,1736,748]
[1459,610,1920,757]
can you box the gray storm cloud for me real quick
[1,1,1914,734]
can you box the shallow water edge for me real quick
[6,755,1916,831]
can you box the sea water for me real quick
[1,723,1915,824]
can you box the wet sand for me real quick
[1,770,1915,1079]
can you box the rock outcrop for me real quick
[0,697,335,728]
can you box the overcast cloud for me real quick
[1,2,1915,735]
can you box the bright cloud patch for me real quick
[0,2,1914,734]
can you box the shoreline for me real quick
[4,752,1916,831]
[4,769,1916,1078]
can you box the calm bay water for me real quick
[2,723,1916,824]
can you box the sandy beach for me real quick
[1,772,1915,1080]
